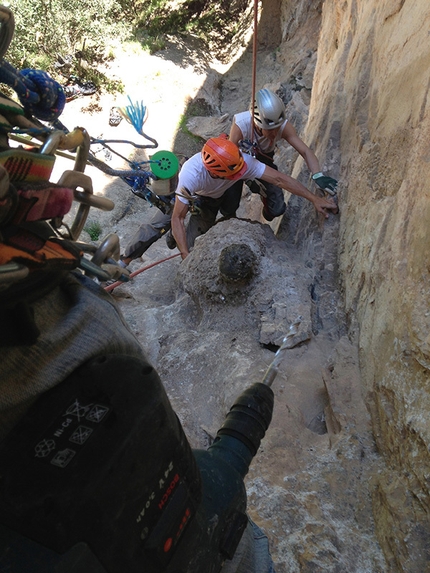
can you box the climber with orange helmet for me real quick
[170,134,337,259]
[228,88,338,221]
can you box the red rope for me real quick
[103,252,181,293]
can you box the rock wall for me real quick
[280,0,430,569]
[84,1,430,569]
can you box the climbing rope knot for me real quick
[0,60,65,122]
[18,68,66,122]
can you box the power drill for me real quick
[0,353,274,572]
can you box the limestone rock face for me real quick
[297,0,430,568]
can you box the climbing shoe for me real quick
[63,77,97,102]
[261,194,275,221]
[165,230,177,250]
[109,107,122,127]
[262,207,275,221]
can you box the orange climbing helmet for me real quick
[202,135,247,180]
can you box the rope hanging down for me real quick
[250,0,259,131]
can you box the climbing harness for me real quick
[238,138,258,157]
[176,187,203,215]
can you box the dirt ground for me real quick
[54,38,387,573]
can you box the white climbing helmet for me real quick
[253,88,286,130]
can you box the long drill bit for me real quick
[261,316,302,387]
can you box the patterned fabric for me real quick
[15,181,73,221]
[0,228,80,269]
[0,149,55,182]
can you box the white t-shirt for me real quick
[176,152,266,204]
[233,110,288,154]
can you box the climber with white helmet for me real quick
[228,88,338,221]
[170,134,337,259]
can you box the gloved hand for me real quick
[312,172,338,194]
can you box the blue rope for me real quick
[123,96,147,133]
[121,96,157,148]
[0,59,66,122]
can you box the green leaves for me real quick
[6,0,131,77]
[2,0,250,92]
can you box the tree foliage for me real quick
[3,0,250,87]
[131,0,250,51]
[7,0,131,74]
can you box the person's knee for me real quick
[261,194,286,220]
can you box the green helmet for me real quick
[253,89,286,130]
